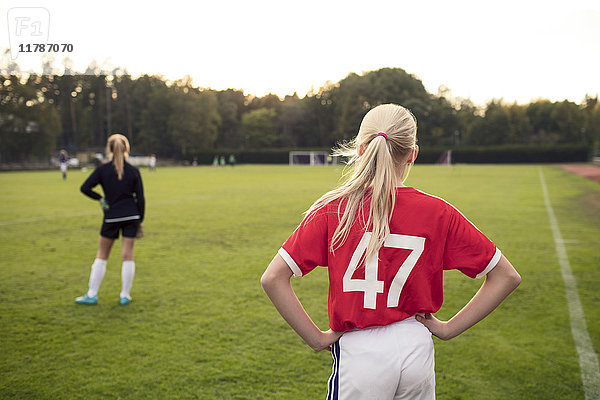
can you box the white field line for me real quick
[0,211,97,226]
[539,167,600,400]
[0,196,213,226]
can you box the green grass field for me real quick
[1,164,598,399]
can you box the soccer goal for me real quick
[435,150,452,166]
[289,151,337,166]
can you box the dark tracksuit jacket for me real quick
[80,161,145,223]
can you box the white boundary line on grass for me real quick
[0,197,214,226]
[0,211,97,226]
[539,167,600,400]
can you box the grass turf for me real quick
[0,164,598,399]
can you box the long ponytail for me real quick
[106,134,130,180]
[306,104,417,261]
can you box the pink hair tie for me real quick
[377,132,388,140]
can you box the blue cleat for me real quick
[75,294,98,305]
[119,296,132,306]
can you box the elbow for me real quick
[487,267,521,293]
[80,185,91,196]
[493,256,521,291]
[505,269,521,291]
[260,271,274,292]
[261,268,289,294]
[511,271,522,289]
[261,255,293,293]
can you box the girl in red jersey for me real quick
[75,134,145,306]
[261,104,521,399]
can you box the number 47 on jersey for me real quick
[343,233,426,309]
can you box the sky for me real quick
[1,0,599,106]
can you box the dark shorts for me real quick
[100,219,140,239]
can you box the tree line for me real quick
[1,65,598,162]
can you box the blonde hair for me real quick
[106,134,130,180]
[307,104,417,261]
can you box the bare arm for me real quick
[416,254,521,340]
[260,254,342,351]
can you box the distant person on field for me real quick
[76,134,145,306]
[228,154,236,167]
[149,154,157,171]
[220,155,226,167]
[261,104,521,399]
[59,150,69,180]
[212,155,219,167]
[192,157,198,167]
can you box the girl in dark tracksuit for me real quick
[76,134,145,306]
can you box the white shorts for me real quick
[327,317,435,400]
[60,163,67,172]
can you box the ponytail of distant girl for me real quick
[306,104,418,261]
[106,134,130,180]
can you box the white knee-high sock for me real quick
[120,261,135,299]
[87,258,107,297]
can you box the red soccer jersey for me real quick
[279,187,501,332]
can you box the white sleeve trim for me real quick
[476,248,502,279]
[278,248,303,277]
